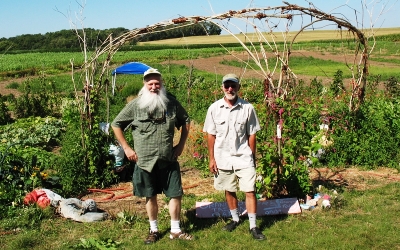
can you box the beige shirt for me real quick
[203,97,260,170]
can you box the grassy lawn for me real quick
[0,181,399,249]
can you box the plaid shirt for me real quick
[111,94,190,172]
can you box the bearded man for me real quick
[111,68,193,244]
[203,73,266,240]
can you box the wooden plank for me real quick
[196,198,301,218]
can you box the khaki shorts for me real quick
[214,167,256,192]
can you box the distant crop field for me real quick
[140,27,400,45]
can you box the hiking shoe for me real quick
[169,231,194,240]
[222,220,240,232]
[250,227,266,240]
[144,231,161,244]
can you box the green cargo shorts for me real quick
[133,160,183,198]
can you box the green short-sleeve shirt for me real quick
[111,94,189,172]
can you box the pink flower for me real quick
[278,108,284,116]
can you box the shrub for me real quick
[0,94,13,125]
[55,92,118,197]
[384,76,400,97]
[310,77,324,96]
[325,94,400,168]
[330,69,345,96]
[12,80,62,118]
[184,122,209,177]
[256,96,319,198]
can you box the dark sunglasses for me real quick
[148,112,166,124]
[223,83,238,89]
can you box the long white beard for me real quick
[137,85,168,113]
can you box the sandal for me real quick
[169,231,194,240]
[144,230,161,244]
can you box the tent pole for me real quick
[112,74,116,95]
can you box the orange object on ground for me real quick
[23,189,51,208]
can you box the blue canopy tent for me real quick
[111,62,151,95]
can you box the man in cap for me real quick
[203,73,266,240]
[111,68,193,244]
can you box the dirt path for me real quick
[82,167,215,218]
[0,80,23,96]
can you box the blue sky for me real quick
[1,0,399,38]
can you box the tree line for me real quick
[0,22,221,53]
[138,22,221,42]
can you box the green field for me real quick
[1,28,399,82]
[140,27,400,45]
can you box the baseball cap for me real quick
[222,73,239,84]
[143,68,161,80]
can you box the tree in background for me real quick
[0,22,221,52]
[139,22,221,41]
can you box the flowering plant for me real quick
[0,145,55,217]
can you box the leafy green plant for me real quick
[0,145,58,217]
[55,118,117,197]
[330,69,344,96]
[73,237,121,250]
[185,123,209,177]
[52,81,119,197]
[12,79,62,118]
[5,82,20,89]
[0,116,65,214]
[384,76,400,97]
[366,74,381,95]
[0,116,65,149]
[116,211,143,225]
[325,94,400,168]
[310,77,324,96]
[256,96,319,198]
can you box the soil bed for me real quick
[82,166,400,217]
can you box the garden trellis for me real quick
[68,0,390,196]
[72,1,377,115]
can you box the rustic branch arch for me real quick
[72,2,374,119]
[68,0,395,130]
